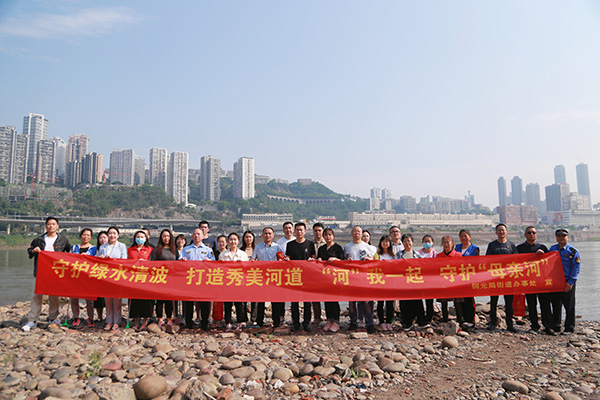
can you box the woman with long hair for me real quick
[151,229,178,327]
[375,235,395,331]
[219,232,249,330]
[317,228,345,332]
[454,229,479,327]
[240,231,258,324]
[70,228,97,328]
[127,230,153,331]
[97,227,127,331]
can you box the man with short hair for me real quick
[285,222,316,331]
[516,226,550,334]
[389,225,404,256]
[182,228,215,330]
[276,221,295,254]
[344,225,376,333]
[199,220,217,252]
[549,229,581,334]
[252,227,284,327]
[311,222,326,324]
[486,223,518,332]
[22,217,72,332]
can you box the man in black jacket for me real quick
[22,216,71,331]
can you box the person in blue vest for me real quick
[549,229,581,334]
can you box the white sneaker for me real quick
[21,321,36,332]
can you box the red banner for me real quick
[35,251,566,302]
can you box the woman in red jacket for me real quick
[128,230,153,331]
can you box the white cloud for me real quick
[528,109,600,126]
[0,7,148,39]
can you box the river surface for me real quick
[1,241,599,320]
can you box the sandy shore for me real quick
[0,300,598,400]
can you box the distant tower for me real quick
[525,183,541,207]
[497,177,507,207]
[109,149,135,185]
[23,113,48,175]
[149,147,168,190]
[0,126,28,184]
[554,165,566,184]
[168,151,188,204]
[200,155,221,201]
[576,163,591,198]
[233,157,255,200]
[511,176,523,205]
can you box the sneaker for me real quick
[51,319,61,325]
[543,328,556,336]
[507,325,518,333]
[366,325,376,334]
[302,323,312,332]
[87,318,94,327]
[386,323,394,331]
[330,322,340,333]
[21,321,36,332]
[72,318,81,327]
[323,321,332,332]
[487,322,497,331]
[226,323,233,331]
[348,323,358,331]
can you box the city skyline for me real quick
[1,1,600,207]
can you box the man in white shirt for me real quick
[344,226,376,334]
[389,225,404,256]
[276,221,295,254]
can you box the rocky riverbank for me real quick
[1,301,599,400]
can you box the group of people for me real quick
[21,217,580,336]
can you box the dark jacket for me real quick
[28,233,72,277]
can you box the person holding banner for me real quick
[549,229,581,334]
[70,228,97,328]
[22,217,72,332]
[128,230,153,331]
[397,233,427,330]
[97,226,128,331]
[516,226,550,334]
[436,236,461,323]
[345,225,376,333]
[151,229,178,328]
[252,226,285,328]
[375,235,395,331]
[219,232,250,330]
[181,228,215,331]
[454,229,479,328]
[317,228,345,332]
[486,223,518,332]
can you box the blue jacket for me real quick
[549,243,581,286]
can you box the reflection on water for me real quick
[1,241,598,320]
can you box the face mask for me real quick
[136,237,146,246]
[423,242,433,249]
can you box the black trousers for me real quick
[291,302,312,327]
[490,295,514,327]
[156,300,173,319]
[224,302,248,324]
[183,301,210,329]
[324,302,340,322]
[400,300,426,327]
[250,302,265,326]
[551,284,576,332]
[377,300,394,324]
[271,302,285,327]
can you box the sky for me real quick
[1,0,599,209]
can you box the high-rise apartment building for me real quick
[382,188,392,200]
[52,137,66,180]
[554,165,566,184]
[233,157,255,200]
[109,149,135,185]
[511,176,523,205]
[134,156,145,185]
[576,163,591,198]
[525,183,541,207]
[66,134,89,163]
[0,126,28,184]
[23,113,48,175]
[370,188,382,199]
[545,183,570,212]
[497,177,507,207]
[36,140,56,183]
[168,151,188,204]
[149,147,168,190]
[81,153,103,185]
[200,155,221,201]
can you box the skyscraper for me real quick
[168,151,188,204]
[23,113,48,175]
[545,183,570,212]
[370,188,382,199]
[200,155,221,201]
[0,126,28,184]
[134,156,145,185]
[149,147,168,190]
[35,140,56,183]
[381,188,392,200]
[233,157,255,200]
[576,163,591,197]
[109,149,135,185]
[52,137,66,180]
[81,153,103,185]
[554,165,566,184]
[511,176,523,205]
[65,134,90,187]
[525,183,541,207]
[497,177,507,207]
